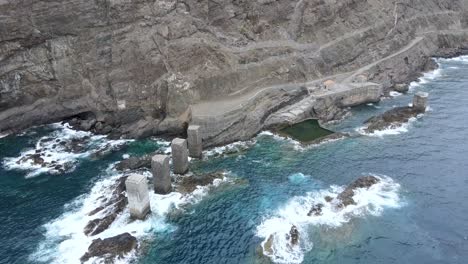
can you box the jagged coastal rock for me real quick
[364,92,429,133]
[336,176,380,207]
[80,233,138,263]
[305,176,381,218]
[116,155,154,171]
[1,0,468,146]
[85,176,128,236]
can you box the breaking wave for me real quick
[30,165,232,264]
[256,175,402,264]
[2,123,129,177]
[409,67,442,89]
[203,139,256,158]
[258,131,344,151]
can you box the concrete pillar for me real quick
[171,138,189,174]
[187,125,203,159]
[125,174,150,220]
[413,92,429,112]
[151,155,172,194]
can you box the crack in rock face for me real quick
[1,0,467,146]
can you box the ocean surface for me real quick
[1,56,468,264]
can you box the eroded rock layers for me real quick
[1,0,468,144]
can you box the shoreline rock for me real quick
[80,233,138,263]
[2,0,468,145]
[175,171,225,194]
[336,176,380,207]
[84,176,128,236]
[307,176,380,215]
[364,105,425,134]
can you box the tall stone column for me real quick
[187,125,203,159]
[151,154,172,194]
[125,174,150,220]
[413,92,429,112]
[171,138,189,174]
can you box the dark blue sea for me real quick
[1,56,467,264]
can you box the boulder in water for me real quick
[337,176,379,207]
[264,235,274,254]
[80,232,138,263]
[307,203,324,216]
[84,176,128,236]
[176,171,225,193]
[289,225,299,245]
[30,154,45,165]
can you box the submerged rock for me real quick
[307,132,348,145]
[336,176,380,207]
[175,171,225,193]
[307,203,324,216]
[80,232,138,263]
[364,106,421,133]
[364,93,428,133]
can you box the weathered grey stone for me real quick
[0,0,467,146]
[413,92,429,112]
[187,125,202,159]
[125,174,150,220]
[171,138,189,174]
[151,155,172,194]
[80,232,138,263]
[394,84,409,93]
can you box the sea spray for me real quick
[2,123,130,177]
[203,139,256,158]
[30,165,233,264]
[256,175,402,264]
[355,117,415,137]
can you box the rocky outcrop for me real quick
[175,171,225,193]
[85,176,127,236]
[1,0,468,143]
[364,107,423,133]
[115,155,153,171]
[308,176,380,216]
[80,233,138,263]
[307,203,324,216]
[336,176,380,207]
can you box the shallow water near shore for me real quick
[279,119,334,143]
[1,57,468,264]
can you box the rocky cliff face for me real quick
[1,0,468,141]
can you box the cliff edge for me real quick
[1,0,468,145]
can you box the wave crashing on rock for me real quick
[256,175,402,264]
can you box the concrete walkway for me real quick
[192,29,468,118]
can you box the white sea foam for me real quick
[259,131,344,151]
[389,91,402,97]
[356,116,420,137]
[256,175,402,264]
[2,123,129,177]
[30,166,231,264]
[203,139,256,158]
